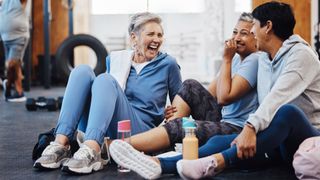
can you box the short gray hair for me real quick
[128,12,162,35]
[238,12,254,23]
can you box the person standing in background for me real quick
[0,0,29,102]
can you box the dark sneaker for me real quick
[33,142,71,169]
[62,144,106,174]
[7,91,27,102]
[2,79,11,100]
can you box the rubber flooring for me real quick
[0,87,297,180]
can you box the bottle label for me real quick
[183,137,198,160]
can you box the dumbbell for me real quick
[26,96,58,111]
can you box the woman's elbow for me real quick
[217,97,232,106]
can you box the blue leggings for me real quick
[159,104,320,174]
[54,65,150,145]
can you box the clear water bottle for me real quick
[117,120,131,173]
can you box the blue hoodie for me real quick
[106,51,182,127]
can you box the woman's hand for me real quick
[164,105,177,121]
[223,39,237,62]
[231,125,257,159]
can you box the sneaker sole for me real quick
[62,161,103,174]
[109,140,161,179]
[7,96,27,102]
[33,158,69,170]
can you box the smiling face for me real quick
[232,20,257,58]
[131,21,164,62]
[250,19,269,51]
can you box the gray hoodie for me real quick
[247,35,320,132]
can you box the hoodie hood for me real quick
[272,35,311,65]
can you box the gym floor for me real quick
[0,87,297,180]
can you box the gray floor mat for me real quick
[0,87,297,179]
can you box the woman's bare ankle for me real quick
[150,156,160,165]
[213,153,226,172]
[55,134,69,147]
[84,140,101,153]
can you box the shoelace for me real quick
[76,131,110,163]
[73,145,95,160]
[42,142,63,155]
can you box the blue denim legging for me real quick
[54,65,150,145]
[159,104,320,174]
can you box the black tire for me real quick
[56,34,108,80]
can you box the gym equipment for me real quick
[56,34,108,81]
[26,96,63,111]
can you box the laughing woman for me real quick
[33,12,182,174]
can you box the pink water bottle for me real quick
[117,120,131,172]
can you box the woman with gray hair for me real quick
[33,12,182,174]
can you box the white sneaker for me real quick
[176,156,219,179]
[33,141,71,169]
[76,130,110,165]
[110,140,162,179]
[62,144,105,174]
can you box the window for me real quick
[91,0,204,14]
[235,0,251,12]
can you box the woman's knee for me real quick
[178,79,202,96]
[92,73,117,90]
[182,79,201,89]
[203,134,237,151]
[162,118,183,145]
[273,104,306,126]
[94,73,115,83]
[69,65,95,81]
[207,134,233,144]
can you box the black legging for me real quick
[176,79,222,121]
[163,79,242,146]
